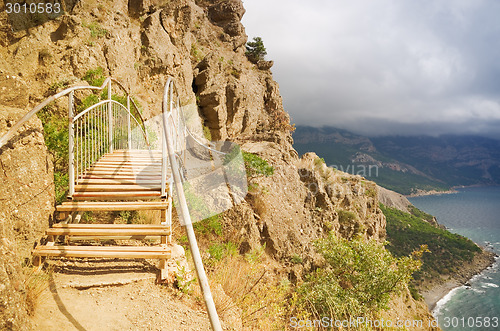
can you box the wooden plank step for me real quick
[93,162,162,166]
[97,158,162,162]
[82,167,161,175]
[52,223,168,228]
[96,159,162,163]
[81,171,161,178]
[46,228,171,236]
[79,175,162,179]
[57,201,168,212]
[100,155,161,159]
[92,164,162,169]
[75,184,160,192]
[105,149,162,155]
[72,191,162,199]
[77,179,161,185]
[35,245,169,251]
[85,171,162,176]
[33,245,171,259]
[66,236,163,241]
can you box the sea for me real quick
[409,186,500,331]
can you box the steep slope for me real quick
[1,1,438,329]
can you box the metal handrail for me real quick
[73,99,148,143]
[161,77,223,331]
[162,78,225,156]
[0,77,149,149]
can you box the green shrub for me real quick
[190,43,204,62]
[337,209,357,225]
[82,67,105,86]
[83,22,108,38]
[313,157,325,167]
[295,234,421,321]
[290,254,303,264]
[203,125,212,141]
[208,242,238,262]
[38,106,69,204]
[193,215,223,236]
[244,243,266,264]
[77,94,100,112]
[242,151,274,177]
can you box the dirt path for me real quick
[31,260,211,331]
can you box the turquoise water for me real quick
[409,187,500,331]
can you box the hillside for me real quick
[1,1,441,329]
[293,126,500,195]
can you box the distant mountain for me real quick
[293,126,500,195]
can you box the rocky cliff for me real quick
[0,0,436,329]
[0,106,54,330]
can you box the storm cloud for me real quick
[241,0,500,138]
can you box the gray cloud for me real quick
[241,0,500,138]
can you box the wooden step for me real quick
[90,165,162,170]
[33,245,171,259]
[74,184,160,192]
[57,201,168,212]
[83,170,162,176]
[77,179,161,185]
[98,155,162,159]
[52,223,168,228]
[95,160,162,164]
[46,227,171,237]
[79,175,162,180]
[103,150,162,155]
[71,192,163,202]
[46,223,170,241]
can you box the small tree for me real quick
[293,234,423,321]
[245,37,267,63]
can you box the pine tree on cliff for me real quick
[245,37,267,63]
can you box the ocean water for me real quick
[409,187,500,331]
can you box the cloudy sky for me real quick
[241,0,500,138]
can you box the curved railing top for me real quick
[162,77,225,156]
[0,77,148,149]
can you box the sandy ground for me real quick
[30,260,212,331]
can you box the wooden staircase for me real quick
[73,150,165,200]
[33,150,174,280]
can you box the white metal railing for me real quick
[0,78,150,198]
[71,100,149,187]
[161,77,223,331]
[67,79,149,196]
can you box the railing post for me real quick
[161,108,167,197]
[68,91,75,198]
[127,95,132,150]
[108,79,113,152]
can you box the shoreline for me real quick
[407,184,500,198]
[405,188,458,198]
[421,249,497,312]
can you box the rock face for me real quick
[377,185,412,213]
[223,148,386,281]
[0,106,54,330]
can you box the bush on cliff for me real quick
[293,234,422,321]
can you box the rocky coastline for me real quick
[421,248,497,311]
[406,188,458,198]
